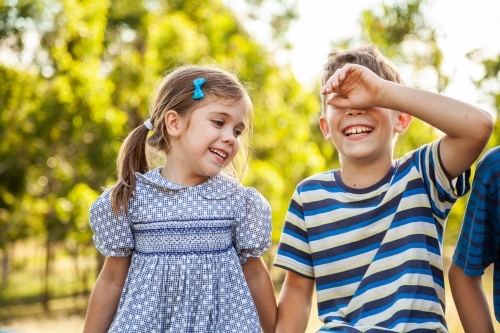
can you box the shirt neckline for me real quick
[333,163,397,194]
[135,167,242,199]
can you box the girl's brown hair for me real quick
[321,45,404,114]
[110,65,253,214]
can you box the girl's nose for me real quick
[221,130,236,144]
[346,108,366,117]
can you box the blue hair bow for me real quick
[193,78,206,100]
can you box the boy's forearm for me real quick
[243,258,277,333]
[276,271,314,333]
[379,80,493,177]
[378,80,492,140]
[448,262,495,333]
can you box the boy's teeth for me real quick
[345,126,372,135]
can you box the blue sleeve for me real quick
[233,187,272,264]
[273,188,314,278]
[453,151,500,276]
[411,140,471,222]
[89,189,135,257]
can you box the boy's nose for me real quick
[346,108,366,117]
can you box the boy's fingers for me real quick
[326,94,350,108]
[321,68,345,95]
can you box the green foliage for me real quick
[0,0,315,251]
[358,0,448,92]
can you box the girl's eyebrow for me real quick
[209,111,246,128]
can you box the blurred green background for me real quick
[1,0,500,332]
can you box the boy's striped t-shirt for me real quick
[453,146,500,322]
[274,140,470,332]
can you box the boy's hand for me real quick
[321,63,385,110]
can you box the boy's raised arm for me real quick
[322,63,493,179]
[276,271,315,333]
[377,80,493,178]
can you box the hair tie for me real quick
[143,119,153,131]
[193,78,206,100]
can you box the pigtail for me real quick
[110,124,150,215]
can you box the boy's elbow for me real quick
[474,111,494,145]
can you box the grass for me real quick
[1,243,500,332]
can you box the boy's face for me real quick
[319,95,411,165]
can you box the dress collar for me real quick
[135,167,242,199]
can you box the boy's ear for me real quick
[165,110,183,138]
[395,111,412,133]
[319,116,332,140]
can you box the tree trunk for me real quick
[1,246,9,282]
[42,234,52,312]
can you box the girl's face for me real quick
[165,98,248,186]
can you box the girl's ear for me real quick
[165,110,183,138]
[395,111,412,134]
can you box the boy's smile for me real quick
[342,125,373,138]
[319,100,407,168]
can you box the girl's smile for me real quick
[162,98,248,186]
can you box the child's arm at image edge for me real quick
[242,257,277,333]
[82,256,131,333]
[276,270,314,333]
[448,262,495,333]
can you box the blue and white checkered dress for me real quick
[89,168,272,332]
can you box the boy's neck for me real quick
[338,159,393,189]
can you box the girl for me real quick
[83,65,276,333]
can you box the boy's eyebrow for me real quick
[209,111,246,127]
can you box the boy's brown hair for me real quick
[321,45,403,113]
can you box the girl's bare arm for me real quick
[242,257,277,333]
[83,256,131,333]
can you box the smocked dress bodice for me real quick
[90,168,272,333]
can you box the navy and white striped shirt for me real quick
[274,140,470,332]
[453,146,500,322]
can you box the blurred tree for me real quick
[469,50,500,138]
[0,0,319,307]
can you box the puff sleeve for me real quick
[89,189,135,257]
[233,187,272,264]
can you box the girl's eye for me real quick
[212,120,224,127]
[233,129,242,137]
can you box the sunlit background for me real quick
[1,0,500,332]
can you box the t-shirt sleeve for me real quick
[89,189,135,257]
[411,139,471,224]
[233,187,272,265]
[273,188,314,279]
[453,154,500,276]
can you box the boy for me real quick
[449,146,500,333]
[273,45,493,332]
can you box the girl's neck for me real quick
[338,157,393,189]
[161,160,209,187]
